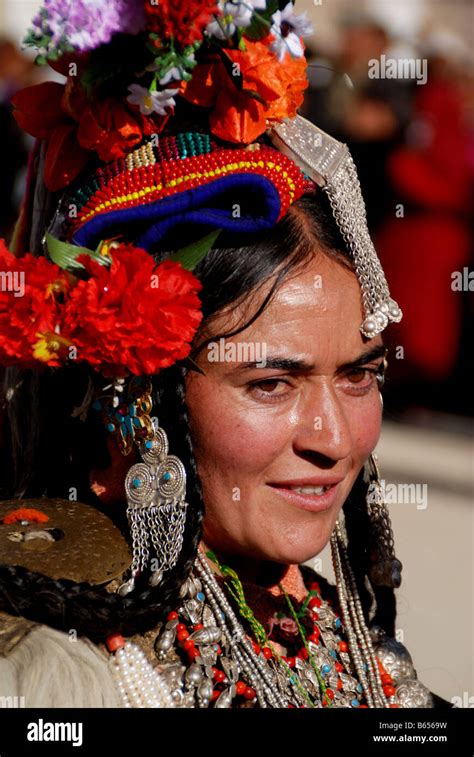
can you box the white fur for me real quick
[0,625,121,707]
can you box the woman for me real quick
[0,0,449,709]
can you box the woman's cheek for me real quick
[185,377,271,470]
[345,391,383,461]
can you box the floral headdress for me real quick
[3,0,401,383]
[16,0,313,190]
[2,0,315,377]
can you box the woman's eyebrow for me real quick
[231,344,387,373]
[227,355,311,372]
[339,344,387,372]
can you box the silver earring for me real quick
[270,115,402,338]
[119,423,188,595]
[364,454,402,589]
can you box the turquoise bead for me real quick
[197,592,205,601]
[145,440,153,449]
[322,664,331,675]
[163,471,171,481]
[107,423,115,433]
[351,699,360,707]
[132,478,141,488]
[335,617,341,629]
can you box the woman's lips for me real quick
[267,481,342,513]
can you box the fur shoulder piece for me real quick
[0,610,37,657]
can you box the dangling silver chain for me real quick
[270,115,403,338]
[330,521,389,708]
[119,426,188,596]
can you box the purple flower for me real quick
[31,0,146,53]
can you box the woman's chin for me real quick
[253,536,331,567]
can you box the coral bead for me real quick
[213,669,226,683]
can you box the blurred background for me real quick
[0,0,472,704]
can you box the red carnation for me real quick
[0,240,72,367]
[63,245,203,377]
[145,0,220,48]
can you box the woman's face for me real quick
[185,252,385,566]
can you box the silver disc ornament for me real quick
[156,456,186,501]
[125,463,154,507]
[139,428,168,464]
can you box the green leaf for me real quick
[46,233,111,272]
[243,0,277,40]
[169,229,222,271]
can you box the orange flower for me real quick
[182,36,308,144]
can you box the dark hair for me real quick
[0,192,396,641]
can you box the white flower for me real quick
[206,0,267,40]
[127,83,180,116]
[159,55,196,85]
[269,2,313,62]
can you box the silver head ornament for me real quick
[269,115,402,338]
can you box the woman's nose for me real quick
[292,380,353,463]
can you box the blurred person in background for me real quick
[301,11,414,231]
[375,31,474,417]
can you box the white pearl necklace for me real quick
[109,640,175,708]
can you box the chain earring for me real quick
[364,454,402,589]
[96,378,188,596]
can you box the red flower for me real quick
[77,98,150,163]
[63,245,203,376]
[11,79,168,191]
[145,0,220,48]
[182,36,308,143]
[0,240,72,367]
[11,81,90,192]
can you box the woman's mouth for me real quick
[267,480,343,513]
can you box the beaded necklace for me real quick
[107,547,399,708]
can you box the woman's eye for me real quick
[248,378,291,400]
[347,368,371,384]
[343,365,384,393]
